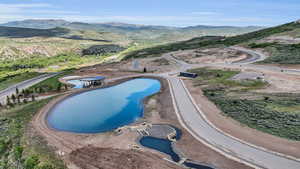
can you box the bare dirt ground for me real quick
[31,64,251,169]
[257,35,300,44]
[184,76,300,159]
[172,48,249,64]
[257,70,300,93]
[69,146,181,169]
[74,57,177,78]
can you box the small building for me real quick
[80,76,105,88]
[179,72,198,78]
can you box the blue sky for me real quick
[0,0,299,26]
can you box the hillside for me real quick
[0,26,70,38]
[0,25,130,82]
[1,19,263,44]
[125,21,300,64]
[0,26,129,60]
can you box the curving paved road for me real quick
[230,46,267,64]
[163,47,300,169]
[0,73,59,104]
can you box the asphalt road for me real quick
[163,48,300,169]
[168,76,300,169]
[0,73,59,104]
[230,46,267,64]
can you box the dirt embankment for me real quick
[172,47,250,64]
[69,146,180,169]
[184,79,300,159]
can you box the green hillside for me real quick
[124,21,300,64]
[0,26,129,82]
[1,19,263,44]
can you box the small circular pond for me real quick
[47,78,161,133]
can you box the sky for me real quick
[0,0,299,27]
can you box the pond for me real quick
[140,136,180,162]
[67,76,105,89]
[139,126,214,169]
[47,78,161,133]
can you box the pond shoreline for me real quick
[136,124,215,169]
[45,75,164,134]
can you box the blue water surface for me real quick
[47,78,161,133]
[140,136,180,162]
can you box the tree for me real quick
[24,89,29,97]
[31,95,35,102]
[13,145,23,168]
[17,95,21,104]
[47,85,53,91]
[57,83,62,92]
[11,94,16,103]
[6,96,11,106]
[15,87,19,95]
[22,89,26,95]
[36,163,54,169]
[39,87,44,93]
[24,155,39,169]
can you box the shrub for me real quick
[24,155,39,169]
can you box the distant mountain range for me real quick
[1,19,262,31]
[0,19,265,61]
[0,19,263,44]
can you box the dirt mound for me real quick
[69,146,181,169]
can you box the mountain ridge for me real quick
[0,19,263,31]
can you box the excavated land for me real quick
[31,61,251,169]
[172,47,250,64]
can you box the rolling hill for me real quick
[0,19,265,82]
[0,26,129,61]
[124,20,300,64]
[1,19,263,44]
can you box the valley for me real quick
[1,18,300,169]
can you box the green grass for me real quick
[266,99,300,115]
[256,43,300,64]
[0,98,66,169]
[189,68,300,141]
[29,69,74,93]
[123,22,300,60]
[0,52,106,90]
[188,68,266,90]
[221,22,300,46]
[205,94,300,140]
[124,36,224,59]
[0,72,42,91]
